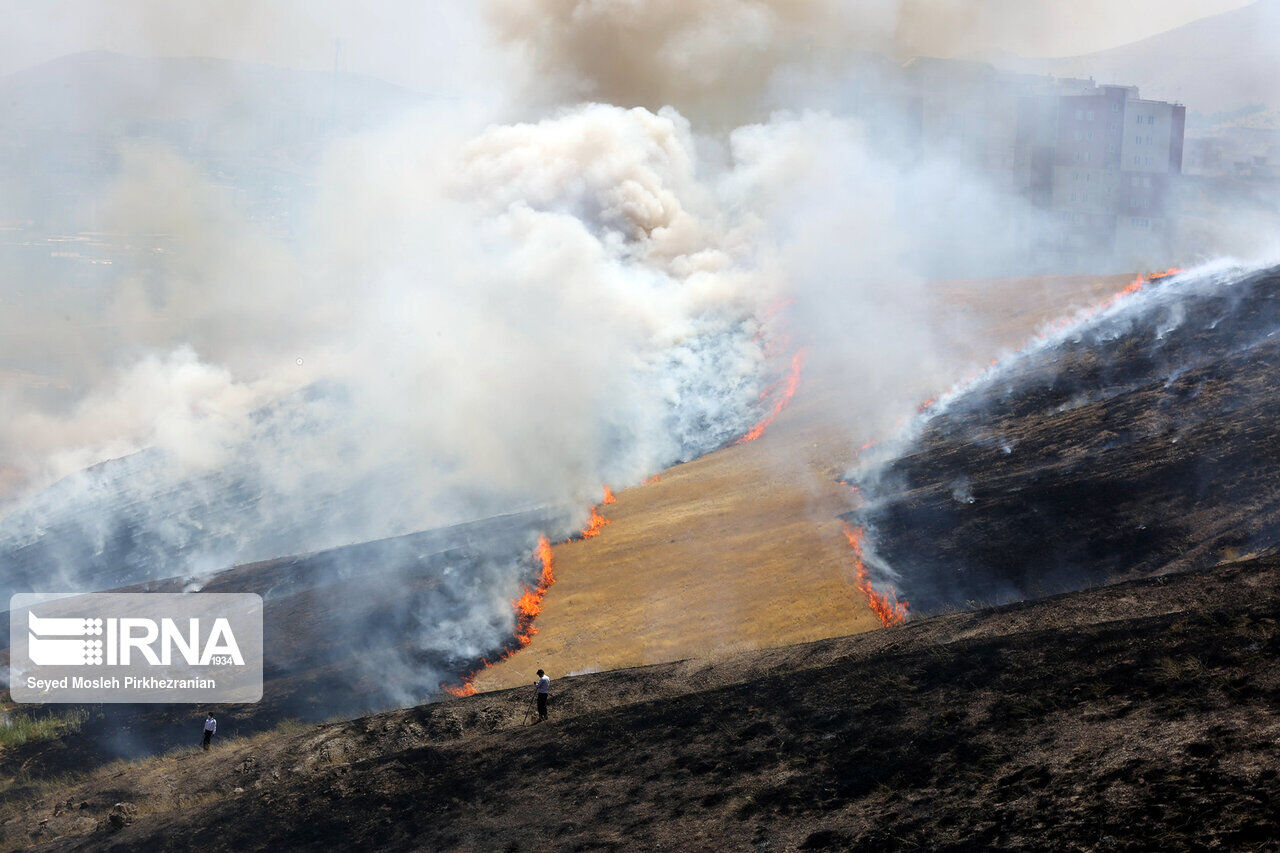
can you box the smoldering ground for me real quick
[846,259,1280,613]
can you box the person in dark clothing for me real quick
[202,712,217,750]
[535,670,550,721]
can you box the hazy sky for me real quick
[902,0,1256,57]
[0,0,1258,92]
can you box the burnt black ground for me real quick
[0,510,562,778]
[850,263,1280,613]
[7,554,1279,851]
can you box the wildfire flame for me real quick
[580,505,610,539]
[1041,267,1186,335]
[737,347,808,444]
[442,535,556,697]
[841,266,1186,633]
[443,682,477,697]
[602,486,617,504]
[914,267,1191,423]
[841,522,909,628]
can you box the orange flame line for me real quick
[918,267,1187,421]
[841,523,909,628]
[442,534,557,697]
[442,483,624,696]
[580,505,610,539]
[840,267,1185,635]
[737,348,808,444]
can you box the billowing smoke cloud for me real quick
[0,99,814,703]
[4,0,1278,713]
[485,0,901,122]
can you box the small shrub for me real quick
[0,708,89,749]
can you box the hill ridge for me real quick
[7,554,1279,850]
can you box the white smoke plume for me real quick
[3,1,1277,708]
[0,97,816,702]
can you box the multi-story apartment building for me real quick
[900,59,1186,269]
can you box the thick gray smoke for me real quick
[0,98,811,702]
[486,0,900,123]
[3,1,1278,708]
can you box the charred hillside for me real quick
[0,509,566,780]
[6,556,1280,852]
[849,263,1280,613]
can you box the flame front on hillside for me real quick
[841,522,909,627]
[843,266,1199,618]
[443,535,557,697]
[580,506,610,539]
[442,345,811,697]
[737,348,808,444]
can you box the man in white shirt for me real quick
[535,670,551,721]
[202,712,217,750]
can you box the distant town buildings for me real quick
[898,58,1188,271]
[1184,124,1280,180]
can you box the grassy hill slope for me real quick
[475,273,1136,691]
[6,554,1278,851]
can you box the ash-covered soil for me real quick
[6,555,1279,852]
[850,263,1280,612]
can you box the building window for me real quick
[1087,111,1095,121]
[1112,103,1120,112]
[1148,116,1155,125]
[1075,109,1084,120]
[1143,176,1152,188]
[1134,156,1141,166]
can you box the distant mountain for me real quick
[0,51,424,137]
[996,0,1280,114]
[0,52,428,225]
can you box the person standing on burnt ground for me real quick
[202,711,217,750]
[535,670,551,721]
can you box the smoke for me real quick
[486,0,901,122]
[3,1,1279,711]
[845,258,1280,612]
[0,97,813,703]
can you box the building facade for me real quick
[901,59,1187,269]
